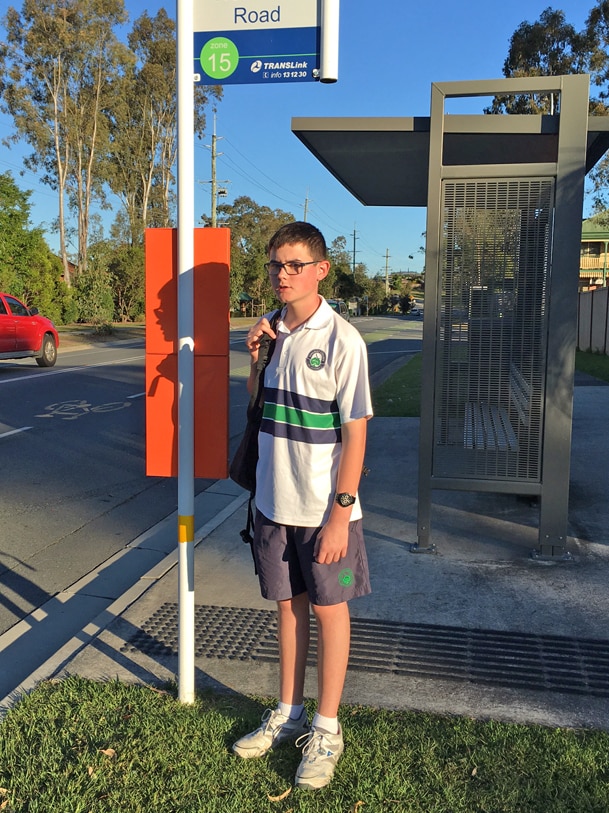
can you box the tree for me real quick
[0,170,65,320]
[365,275,387,314]
[486,3,609,214]
[585,2,609,213]
[323,235,370,300]
[105,10,222,245]
[74,266,114,325]
[203,196,293,311]
[108,244,145,321]
[486,7,593,114]
[85,238,144,322]
[586,0,609,109]
[0,0,132,282]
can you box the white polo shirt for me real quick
[255,297,373,527]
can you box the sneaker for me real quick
[232,708,309,758]
[294,725,345,790]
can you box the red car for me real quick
[0,292,59,367]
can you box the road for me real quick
[0,314,421,695]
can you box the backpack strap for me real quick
[239,307,282,573]
[239,494,257,574]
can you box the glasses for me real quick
[264,260,320,276]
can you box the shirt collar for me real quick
[302,296,334,330]
[277,296,333,333]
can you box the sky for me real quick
[0,0,596,276]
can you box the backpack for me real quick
[229,309,282,567]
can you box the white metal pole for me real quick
[320,0,340,83]
[176,0,196,705]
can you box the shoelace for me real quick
[296,730,329,757]
[260,709,280,731]
[259,708,292,734]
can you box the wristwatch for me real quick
[335,492,356,508]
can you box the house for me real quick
[580,218,609,290]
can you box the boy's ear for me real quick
[317,260,330,280]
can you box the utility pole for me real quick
[211,120,218,227]
[385,249,391,295]
[201,113,230,226]
[352,228,358,276]
[303,189,310,222]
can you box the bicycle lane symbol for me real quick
[36,399,133,420]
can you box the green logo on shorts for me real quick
[338,568,354,587]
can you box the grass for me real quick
[2,348,608,811]
[372,350,609,418]
[574,349,609,383]
[372,354,422,417]
[2,676,609,813]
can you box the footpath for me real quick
[2,361,609,731]
[2,323,609,731]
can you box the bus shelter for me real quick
[292,75,609,556]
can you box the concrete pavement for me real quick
[3,377,609,732]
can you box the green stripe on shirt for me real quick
[264,402,341,430]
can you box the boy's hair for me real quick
[267,221,327,259]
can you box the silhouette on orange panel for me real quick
[145,228,230,479]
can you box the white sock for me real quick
[311,712,339,734]
[277,701,305,720]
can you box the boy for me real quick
[232,222,372,790]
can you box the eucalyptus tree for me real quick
[485,7,592,114]
[585,1,609,215]
[0,0,132,283]
[105,9,222,245]
[586,0,609,108]
[484,3,609,213]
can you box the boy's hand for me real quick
[246,317,277,363]
[314,519,349,564]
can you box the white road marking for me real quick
[0,355,144,386]
[0,426,32,439]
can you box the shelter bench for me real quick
[464,363,531,452]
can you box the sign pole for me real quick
[176,0,196,705]
[172,0,341,705]
[320,0,340,83]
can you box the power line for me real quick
[222,135,303,201]
[215,152,298,207]
[196,131,395,270]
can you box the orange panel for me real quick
[194,228,231,356]
[145,228,177,356]
[194,355,229,478]
[145,228,230,478]
[146,353,177,476]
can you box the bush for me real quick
[74,268,114,325]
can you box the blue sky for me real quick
[0,0,595,275]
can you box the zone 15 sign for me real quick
[193,1,320,85]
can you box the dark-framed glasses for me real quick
[264,260,320,276]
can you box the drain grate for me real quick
[121,603,609,699]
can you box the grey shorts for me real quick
[252,510,372,606]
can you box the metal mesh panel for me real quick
[432,178,554,482]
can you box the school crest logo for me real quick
[338,568,354,587]
[306,349,326,370]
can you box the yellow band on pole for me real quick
[178,515,194,544]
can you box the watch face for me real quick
[336,492,355,507]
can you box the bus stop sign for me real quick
[193,1,321,85]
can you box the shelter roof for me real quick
[291,115,609,208]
